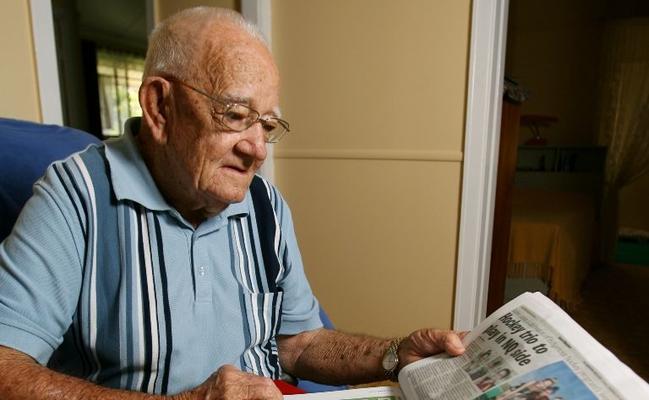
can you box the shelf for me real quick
[514,146,606,194]
[516,145,606,174]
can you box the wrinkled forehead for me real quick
[198,27,279,96]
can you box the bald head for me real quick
[144,7,270,83]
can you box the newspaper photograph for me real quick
[476,360,597,399]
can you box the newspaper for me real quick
[286,292,649,400]
[399,292,649,400]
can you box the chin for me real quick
[217,187,248,205]
[228,192,247,204]
[207,173,254,205]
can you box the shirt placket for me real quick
[191,233,213,304]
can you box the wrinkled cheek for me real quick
[196,166,221,193]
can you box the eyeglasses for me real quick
[169,78,290,144]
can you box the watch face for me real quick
[382,351,398,371]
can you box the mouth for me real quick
[223,165,249,175]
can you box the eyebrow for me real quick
[220,94,282,118]
[219,93,249,104]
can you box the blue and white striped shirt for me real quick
[0,119,322,395]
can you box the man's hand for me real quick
[398,329,467,368]
[183,365,282,400]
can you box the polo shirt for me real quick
[0,118,322,395]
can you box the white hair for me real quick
[143,7,267,81]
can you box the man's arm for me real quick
[0,346,282,400]
[278,328,465,385]
[0,346,165,400]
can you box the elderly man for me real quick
[0,7,464,400]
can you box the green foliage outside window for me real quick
[97,49,144,137]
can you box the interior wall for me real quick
[272,0,471,337]
[0,1,41,122]
[506,0,606,146]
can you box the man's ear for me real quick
[139,77,172,143]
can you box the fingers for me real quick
[192,364,283,400]
[401,329,466,365]
[442,331,466,355]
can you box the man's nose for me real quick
[236,122,267,161]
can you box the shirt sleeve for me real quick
[270,187,324,335]
[0,164,84,364]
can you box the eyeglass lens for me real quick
[221,104,287,143]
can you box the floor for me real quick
[570,263,649,382]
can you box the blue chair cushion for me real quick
[0,118,100,241]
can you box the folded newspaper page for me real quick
[398,292,649,400]
[286,292,649,400]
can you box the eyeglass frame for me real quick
[165,77,290,144]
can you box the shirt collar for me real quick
[104,117,249,221]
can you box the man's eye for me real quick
[261,120,279,132]
[224,110,247,122]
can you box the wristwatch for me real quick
[382,337,405,381]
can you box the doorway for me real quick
[487,0,649,380]
[51,0,147,138]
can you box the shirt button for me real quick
[199,265,206,276]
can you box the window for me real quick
[97,49,144,137]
